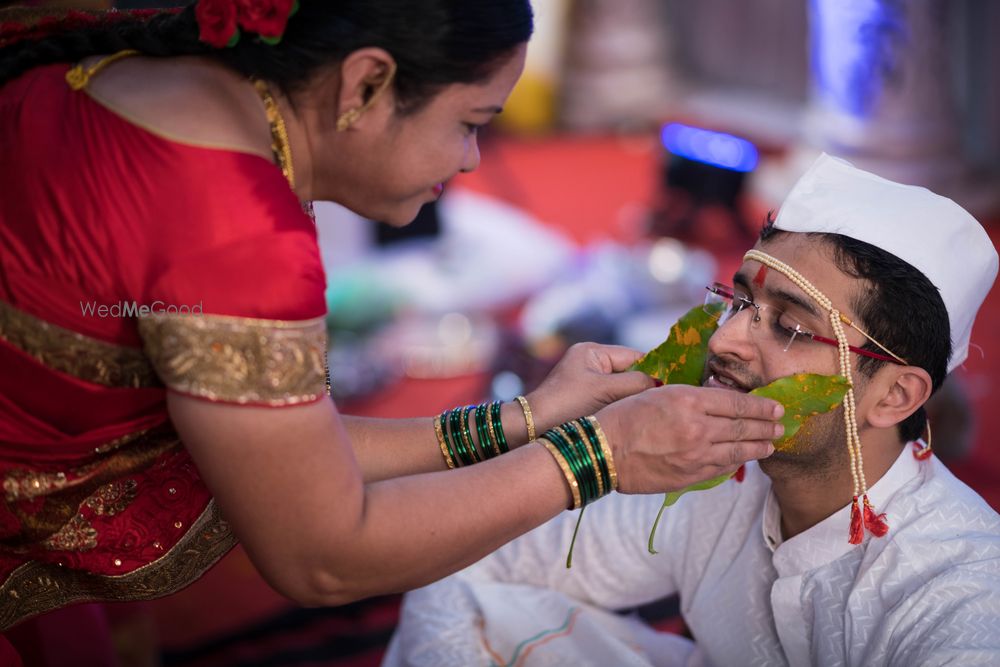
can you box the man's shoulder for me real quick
[882,458,1000,561]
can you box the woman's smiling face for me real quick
[310,44,527,226]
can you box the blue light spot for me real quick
[660,123,759,172]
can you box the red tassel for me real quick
[862,495,889,537]
[911,441,933,460]
[848,496,864,544]
[733,464,745,483]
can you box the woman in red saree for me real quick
[0,0,783,648]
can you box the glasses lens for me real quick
[704,284,815,353]
[774,310,810,352]
[704,284,731,321]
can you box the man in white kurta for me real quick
[386,449,1000,666]
[386,155,1000,666]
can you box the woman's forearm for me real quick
[342,401,535,482]
[298,442,570,605]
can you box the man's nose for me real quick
[708,310,757,362]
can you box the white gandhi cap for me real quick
[773,153,998,373]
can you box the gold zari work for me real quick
[3,427,178,547]
[138,312,328,405]
[3,469,69,503]
[40,479,139,552]
[83,479,138,517]
[0,501,235,630]
[0,300,158,387]
[41,514,99,552]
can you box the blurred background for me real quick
[4,0,1000,665]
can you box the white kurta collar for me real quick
[762,444,923,576]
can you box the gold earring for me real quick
[335,61,398,132]
[336,108,361,132]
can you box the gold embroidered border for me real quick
[0,299,158,388]
[0,500,236,631]
[138,312,328,406]
[3,469,68,503]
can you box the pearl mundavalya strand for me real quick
[744,250,904,544]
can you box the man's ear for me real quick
[335,47,397,125]
[867,366,933,429]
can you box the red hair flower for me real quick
[236,0,299,45]
[195,0,240,48]
[195,0,299,48]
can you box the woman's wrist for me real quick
[522,389,560,437]
[536,415,618,509]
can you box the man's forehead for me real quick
[737,235,861,318]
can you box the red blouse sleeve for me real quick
[137,154,329,407]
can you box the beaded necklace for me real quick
[251,78,331,396]
[743,249,905,544]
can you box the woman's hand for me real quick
[595,385,783,494]
[526,342,656,432]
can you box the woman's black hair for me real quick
[0,1,533,110]
[760,214,950,443]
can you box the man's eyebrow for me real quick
[734,269,822,318]
[768,285,821,318]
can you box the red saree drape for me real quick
[0,60,328,629]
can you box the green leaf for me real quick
[576,303,851,561]
[749,373,850,451]
[647,472,731,554]
[645,372,849,554]
[630,303,722,386]
[566,506,586,568]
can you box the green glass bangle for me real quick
[460,406,481,463]
[579,417,611,494]
[449,407,473,466]
[546,427,596,505]
[541,430,587,503]
[559,423,599,503]
[563,420,602,498]
[490,401,509,453]
[578,418,609,497]
[474,403,494,459]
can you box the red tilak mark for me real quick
[753,265,768,288]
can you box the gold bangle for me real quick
[458,406,481,463]
[515,395,536,442]
[541,440,581,510]
[587,416,618,491]
[433,414,456,469]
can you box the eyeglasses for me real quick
[704,283,903,364]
